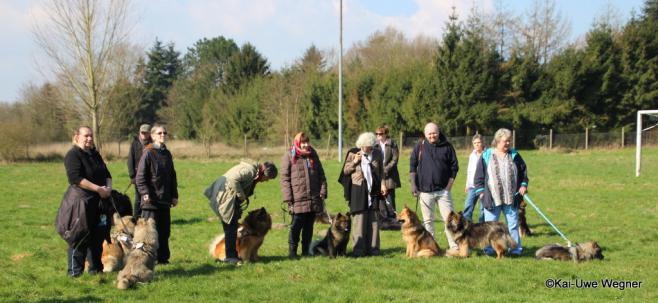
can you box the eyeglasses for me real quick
[375,133,384,136]
[156,132,167,135]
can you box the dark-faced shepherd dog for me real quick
[209,207,272,262]
[116,217,158,290]
[310,212,351,258]
[445,211,516,259]
[535,241,604,262]
[397,206,442,258]
[518,200,532,237]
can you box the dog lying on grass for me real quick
[535,241,604,262]
[396,206,442,258]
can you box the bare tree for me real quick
[516,0,571,64]
[33,0,132,150]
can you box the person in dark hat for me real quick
[127,123,151,218]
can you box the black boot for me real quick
[288,244,298,259]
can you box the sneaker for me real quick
[509,248,523,257]
[222,257,243,265]
[483,246,496,256]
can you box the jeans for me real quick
[463,188,484,223]
[483,204,522,255]
[418,190,457,249]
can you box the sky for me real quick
[0,0,646,103]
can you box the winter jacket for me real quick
[127,136,149,181]
[373,139,401,189]
[341,148,384,213]
[204,159,259,223]
[136,144,178,210]
[473,148,529,210]
[56,185,98,246]
[64,146,111,190]
[280,147,327,214]
[409,134,459,192]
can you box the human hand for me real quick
[98,186,111,199]
[519,186,527,196]
[464,187,468,194]
[352,152,361,164]
[172,198,178,207]
[380,184,388,196]
[411,185,418,198]
[143,194,150,204]
[479,193,484,199]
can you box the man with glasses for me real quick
[128,124,152,218]
[373,126,401,230]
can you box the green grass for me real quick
[0,147,656,302]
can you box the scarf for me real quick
[360,152,374,207]
[486,152,517,206]
[290,132,313,166]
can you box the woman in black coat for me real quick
[60,126,112,277]
[136,124,178,264]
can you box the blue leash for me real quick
[522,194,573,247]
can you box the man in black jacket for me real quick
[409,122,459,254]
[127,124,151,218]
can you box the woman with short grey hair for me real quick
[339,132,385,257]
[473,128,528,256]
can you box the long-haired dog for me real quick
[445,211,516,259]
[310,212,351,258]
[102,213,135,272]
[209,207,272,262]
[116,217,158,290]
[518,200,532,237]
[397,206,442,258]
[535,241,604,262]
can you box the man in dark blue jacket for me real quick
[409,122,459,254]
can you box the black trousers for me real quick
[141,208,171,263]
[133,187,142,219]
[67,203,107,276]
[221,204,242,259]
[289,212,315,255]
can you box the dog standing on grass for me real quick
[397,206,442,258]
[445,211,516,259]
[310,212,351,258]
[535,241,604,262]
[117,218,158,290]
[209,207,272,262]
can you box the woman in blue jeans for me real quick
[463,134,485,223]
[473,128,528,256]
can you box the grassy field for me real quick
[0,147,656,302]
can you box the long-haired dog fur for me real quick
[116,217,158,290]
[209,207,272,262]
[102,213,135,272]
[535,241,604,262]
[397,206,442,258]
[310,212,351,258]
[445,211,516,259]
[518,200,532,237]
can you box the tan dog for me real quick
[535,241,604,262]
[209,207,272,262]
[102,213,135,272]
[396,206,442,258]
[116,217,158,290]
[445,211,516,259]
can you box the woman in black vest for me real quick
[136,124,178,264]
[61,126,112,277]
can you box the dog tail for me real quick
[208,234,226,259]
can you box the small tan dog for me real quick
[102,213,135,272]
[397,206,443,258]
[116,217,158,290]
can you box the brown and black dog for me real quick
[209,207,272,262]
[101,213,135,272]
[445,211,516,259]
[310,212,351,258]
[518,200,532,237]
[116,217,158,289]
[396,206,442,258]
[535,241,604,262]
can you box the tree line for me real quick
[2,1,658,160]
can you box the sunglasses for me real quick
[375,133,385,136]
[156,132,168,135]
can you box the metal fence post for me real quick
[585,128,589,150]
[512,129,516,149]
[549,129,553,149]
[621,127,625,148]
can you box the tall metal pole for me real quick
[338,0,343,162]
